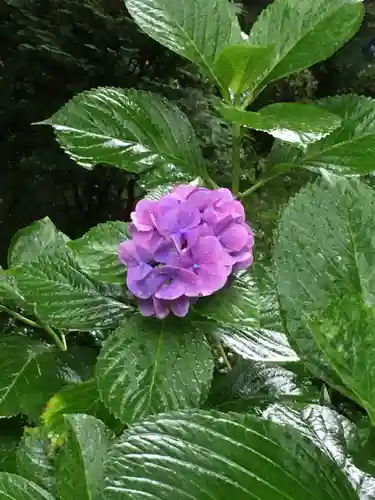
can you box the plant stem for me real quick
[201,165,218,189]
[35,312,67,351]
[238,172,285,199]
[231,122,242,194]
[0,305,39,329]
[217,341,232,371]
[0,304,67,351]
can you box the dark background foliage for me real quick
[1,0,375,266]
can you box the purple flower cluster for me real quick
[118,185,254,319]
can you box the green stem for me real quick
[0,304,67,351]
[0,305,39,329]
[217,341,232,371]
[231,122,242,194]
[201,164,218,189]
[238,171,285,199]
[36,313,67,351]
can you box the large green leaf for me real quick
[103,410,358,500]
[262,404,375,499]
[55,414,111,500]
[11,247,130,330]
[218,103,341,146]
[0,336,65,419]
[195,268,298,362]
[96,315,214,424]
[125,0,242,91]
[248,0,364,86]
[0,418,23,473]
[0,473,56,500]
[8,217,69,268]
[68,221,128,284]
[41,87,205,174]
[0,267,27,310]
[299,95,375,175]
[213,44,275,94]
[206,358,319,412]
[16,427,56,495]
[274,178,375,412]
[42,379,120,433]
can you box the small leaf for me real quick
[0,336,65,419]
[68,221,128,284]
[104,410,358,500]
[206,358,319,412]
[213,44,275,94]
[55,413,111,500]
[11,247,130,330]
[16,427,56,495]
[96,315,214,424]
[263,404,375,499]
[218,103,341,146]
[299,95,375,175]
[41,87,205,175]
[195,267,298,362]
[42,379,120,433]
[274,178,375,411]
[8,217,69,268]
[248,0,364,85]
[0,473,56,500]
[125,0,242,90]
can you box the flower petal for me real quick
[171,296,190,317]
[153,298,170,319]
[138,298,156,316]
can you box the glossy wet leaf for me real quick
[248,0,364,86]
[96,315,214,424]
[16,427,56,495]
[55,414,111,500]
[8,217,69,268]
[43,379,120,433]
[195,267,298,362]
[0,419,22,473]
[68,221,128,284]
[139,164,194,193]
[0,267,27,310]
[206,358,318,412]
[299,95,375,175]
[0,472,56,500]
[218,103,341,146]
[213,44,275,94]
[104,410,358,500]
[125,0,242,90]
[0,336,65,419]
[12,247,129,330]
[42,87,204,174]
[274,178,375,411]
[263,404,375,499]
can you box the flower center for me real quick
[193,263,199,270]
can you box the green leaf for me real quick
[0,419,23,473]
[0,267,27,310]
[125,0,242,91]
[139,164,195,193]
[195,268,298,362]
[11,247,130,330]
[274,178,375,410]
[16,427,56,495]
[68,221,128,284]
[104,410,358,500]
[55,413,111,500]
[0,336,65,419]
[96,315,214,424]
[0,472,56,500]
[298,95,375,175]
[218,103,341,146]
[206,358,319,412]
[248,0,364,86]
[213,44,275,94]
[42,379,120,433]
[8,217,69,268]
[41,87,205,174]
[262,404,375,498]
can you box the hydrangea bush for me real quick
[1,0,375,499]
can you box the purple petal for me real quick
[138,298,156,316]
[219,222,251,252]
[127,263,153,282]
[118,240,137,265]
[153,298,170,319]
[196,263,228,295]
[191,236,227,264]
[155,279,186,300]
[171,296,190,317]
[154,240,179,264]
[131,199,158,231]
[171,185,198,200]
[178,204,201,230]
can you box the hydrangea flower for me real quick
[118,185,254,318]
